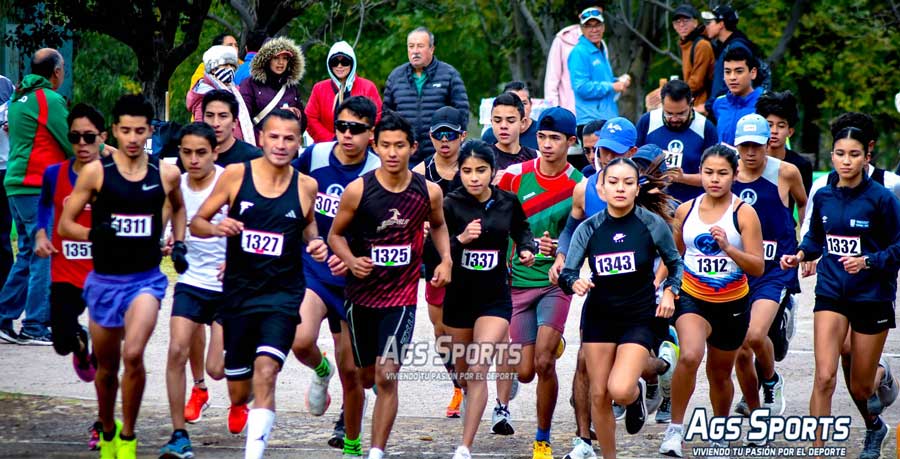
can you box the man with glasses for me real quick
[482,81,539,150]
[635,79,717,204]
[672,4,714,110]
[577,118,606,177]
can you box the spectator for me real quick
[383,26,469,165]
[234,31,267,85]
[186,45,255,143]
[481,81,538,150]
[306,41,383,143]
[0,75,13,285]
[239,36,307,134]
[636,79,717,203]
[488,92,538,171]
[568,4,629,127]
[0,48,74,345]
[190,34,241,90]
[544,1,606,113]
[578,118,606,177]
[673,4,715,110]
[756,90,812,193]
[711,47,763,146]
[702,5,767,115]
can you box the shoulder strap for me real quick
[732,198,745,234]
[690,36,703,67]
[252,85,288,125]
[872,167,886,186]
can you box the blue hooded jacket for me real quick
[568,35,617,125]
[712,86,762,145]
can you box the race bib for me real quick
[461,249,499,271]
[534,237,559,260]
[62,240,92,260]
[694,256,735,275]
[763,240,778,261]
[826,234,861,257]
[315,192,340,218]
[111,214,152,237]
[665,151,684,169]
[593,251,636,276]
[371,245,411,267]
[241,229,284,256]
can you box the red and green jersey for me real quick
[5,74,72,196]
[497,157,582,287]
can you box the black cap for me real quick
[430,106,465,133]
[673,4,699,20]
[712,5,738,24]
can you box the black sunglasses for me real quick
[329,56,353,68]
[431,130,460,141]
[335,120,370,135]
[68,132,99,144]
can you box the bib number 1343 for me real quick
[371,245,411,267]
[594,252,636,276]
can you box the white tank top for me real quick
[681,193,749,302]
[179,166,227,292]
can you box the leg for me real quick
[205,321,225,380]
[246,355,281,459]
[371,357,400,450]
[120,294,160,437]
[848,330,888,417]
[444,325,474,392]
[670,314,711,424]
[49,283,86,357]
[290,289,327,369]
[705,346,740,417]
[90,320,124,435]
[494,328,514,404]
[735,299,780,410]
[810,311,848,447]
[582,343,616,458]
[335,321,364,442]
[460,316,507,448]
[0,197,32,332]
[18,195,51,337]
[573,347,591,438]
[187,330,206,386]
[534,326,562,434]
[607,344,651,406]
[166,316,202,431]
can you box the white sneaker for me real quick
[659,424,684,457]
[877,357,899,411]
[490,400,514,435]
[761,372,785,416]
[658,341,678,398]
[452,445,472,459]
[785,296,796,342]
[306,358,334,416]
[562,437,596,459]
[709,439,730,459]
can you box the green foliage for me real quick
[71,32,139,121]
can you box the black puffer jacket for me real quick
[383,57,469,165]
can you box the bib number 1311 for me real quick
[371,245,411,267]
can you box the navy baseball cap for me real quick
[673,4,699,20]
[595,117,637,155]
[430,106,465,133]
[537,107,577,137]
[633,144,667,171]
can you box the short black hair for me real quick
[723,46,758,71]
[755,91,798,127]
[246,31,268,53]
[178,121,218,150]
[31,50,62,80]
[661,79,692,103]
[374,110,415,145]
[260,108,302,133]
[492,92,525,119]
[830,112,876,145]
[580,119,607,143]
[112,94,155,124]
[335,96,377,127]
[700,144,739,173]
[459,140,497,172]
[211,33,232,47]
[67,103,106,133]
[503,81,529,97]
[202,89,238,119]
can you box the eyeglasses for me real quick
[329,56,352,68]
[68,132,99,144]
[335,120,370,135]
[672,17,693,25]
[431,130,461,141]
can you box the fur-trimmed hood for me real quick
[250,37,305,87]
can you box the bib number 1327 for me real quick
[371,245,411,267]
[241,229,284,256]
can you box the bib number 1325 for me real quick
[371,245,411,267]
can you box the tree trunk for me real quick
[796,77,822,168]
[138,50,174,120]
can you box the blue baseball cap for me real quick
[735,113,770,146]
[596,117,637,155]
[633,144,667,172]
[537,107,577,137]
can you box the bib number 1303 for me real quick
[241,229,284,256]
[371,245,411,267]
[594,252,636,276]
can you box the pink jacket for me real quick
[543,25,582,113]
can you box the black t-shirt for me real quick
[492,144,538,172]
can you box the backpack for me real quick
[150,120,183,160]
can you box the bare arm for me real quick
[783,163,807,224]
[161,162,186,242]
[58,160,103,241]
[328,178,370,278]
[426,182,452,287]
[299,174,321,243]
[725,203,765,277]
[190,164,243,238]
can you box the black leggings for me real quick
[49,282,88,356]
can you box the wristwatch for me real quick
[864,256,872,269]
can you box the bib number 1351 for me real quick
[371,245,411,267]
[594,252,636,276]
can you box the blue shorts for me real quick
[306,277,346,334]
[748,265,793,305]
[83,268,169,328]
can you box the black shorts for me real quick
[172,283,222,325]
[222,311,298,381]
[674,293,749,351]
[346,302,416,368]
[814,296,896,335]
[651,317,673,352]
[443,297,512,329]
[49,282,87,356]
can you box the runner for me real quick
[159,122,229,458]
[490,92,538,171]
[443,140,536,459]
[560,156,683,459]
[658,145,765,458]
[328,111,452,459]
[34,103,104,450]
[782,123,899,458]
[495,107,583,459]
[189,109,327,459]
[58,94,187,459]
[290,96,381,458]
[200,90,262,166]
[412,106,465,418]
[730,114,806,423]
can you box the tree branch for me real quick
[353,0,366,48]
[228,0,255,30]
[207,12,240,36]
[766,0,810,67]
[518,0,549,55]
[612,11,681,65]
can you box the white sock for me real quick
[455,445,471,456]
[245,408,275,459]
[367,447,384,459]
[669,423,683,433]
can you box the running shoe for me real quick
[562,437,596,459]
[708,439,729,459]
[532,440,553,459]
[655,396,672,423]
[159,430,194,458]
[89,421,102,451]
[490,399,514,435]
[612,401,625,421]
[859,422,889,459]
[452,445,472,459]
[18,331,52,346]
[73,350,96,383]
[646,383,662,414]
[184,386,209,423]
[658,340,679,398]
[0,327,21,344]
[761,372,785,415]
[659,424,683,457]
[625,379,647,434]
[307,357,334,416]
[98,420,122,459]
[117,435,137,459]
[734,396,750,416]
[785,295,796,342]
[328,408,345,449]
[869,357,898,415]
[556,336,567,359]
[446,386,463,418]
[227,403,249,434]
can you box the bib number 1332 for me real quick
[826,234,861,257]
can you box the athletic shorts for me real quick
[581,318,655,350]
[172,283,222,325]
[443,297,512,329]
[49,282,87,356]
[306,277,346,334]
[674,292,749,351]
[83,268,168,328]
[509,285,571,345]
[748,266,792,305]
[223,311,298,381]
[814,296,896,335]
[425,283,446,306]
[346,302,416,368]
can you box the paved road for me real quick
[0,272,897,458]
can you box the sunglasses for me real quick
[335,120,370,135]
[68,132,99,144]
[431,130,460,141]
[579,9,604,23]
[329,56,352,68]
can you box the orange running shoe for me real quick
[446,387,463,418]
[184,386,210,423]
[228,403,249,434]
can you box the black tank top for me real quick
[424,156,461,196]
[222,161,307,318]
[91,155,165,274]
